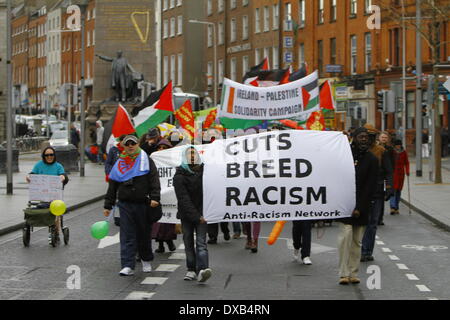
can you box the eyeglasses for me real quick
[125,141,137,147]
[44,154,55,157]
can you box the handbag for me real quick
[147,203,163,223]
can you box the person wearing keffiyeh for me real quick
[104,134,161,277]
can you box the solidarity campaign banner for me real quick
[219,71,319,120]
[202,130,355,223]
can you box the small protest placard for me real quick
[29,175,63,202]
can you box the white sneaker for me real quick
[119,267,135,276]
[302,257,312,265]
[142,260,152,273]
[293,249,300,261]
[198,268,212,283]
[184,271,197,281]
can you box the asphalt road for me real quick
[0,200,449,301]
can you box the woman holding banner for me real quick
[173,146,212,283]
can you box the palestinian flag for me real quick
[244,68,289,87]
[319,80,336,110]
[131,81,174,138]
[242,58,269,83]
[289,63,308,82]
[102,104,135,153]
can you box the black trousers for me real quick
[207,223,230,239]
[118,201,153,269]
[292,221,312,259]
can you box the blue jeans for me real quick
[390,190,402,210]
[362,200,381,256]
[118,201,153,269]
[232,222,241,233]
[182,219,209,273]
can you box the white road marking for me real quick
[406,274,419,281]
[388,255,400,261]
[396,264,409,270]
[178,244,185,250]
[169,253,186,260]
[97,232,120,249]
[427,297,439,300]
[125,291,155,300]
[376,241,385,245]
[416,285,431,292]
[141,277,168,285]
[382,248,392,253]
[155,264,180,272]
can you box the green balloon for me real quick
[91,221,109,240]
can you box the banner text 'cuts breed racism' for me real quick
[202,130,356,223]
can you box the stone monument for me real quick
[88,0,157,138]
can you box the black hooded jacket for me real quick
[173,164,204,224]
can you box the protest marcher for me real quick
[292,221,312,265]
[70,123,80,149]
[207,223,231,244]
[96,120,105,164]
[441,127,449,158]
[103,134,161,276]
[173,146,212,283]
[338,127,378,285]
[422,129,429,158]
[232,222,242,239]
[360,125,393,262]
[140,127,162,156]
[243,222,261,253]
[26,147,69,243]
[104,135,126,226]
[152,139,177,253]
[390,139,410,215]
[377,131,395,226]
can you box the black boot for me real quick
[155,241,165,253]
[167,240,176,252]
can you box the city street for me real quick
[0,200,448,301]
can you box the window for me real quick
[163,0,168,11]
[263,6,270,32]
[218,0,224,13]
[273,3,279,30]
[230,58,237,81]
[170,0,175,9]
[177,16,183,35]
[330,0,337,21]
[230,19,236,42]
[318,0,324,24]
[207,24,213,47]
[163,56,169,84]
[242,55,249,77]
[299,0,305,28]
[365,0,372,14]
[207,0,213,16]
[350,35,357,74]
[218,22,224,45]
[177,53,183,86]
[171,55,176,81]
[242,15,249,40]
[163,19,168,38]
[170,17,176,37]
[207,61,213,86]
[243,0,249,6]
[218,59,224,84]
[255,48,261,65]
[230,0,237,9]
[318,40,323,75]
[365,32,372,72]
[255,8,260,33]
[272,47,279,69]
[350,0,357,17]
[264,47,270,65]
[330,38,337,65]
[177,0,182,6]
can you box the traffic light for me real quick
[422,104,428,117]
[76,86,82,105]
[377,90,385,111]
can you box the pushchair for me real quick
[22,201,69,247]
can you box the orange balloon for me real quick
[267,221,287,245]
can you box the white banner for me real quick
[29,175,63,202]
[150,145,208,224]
[219,71,318,120]
[202,130,355,223]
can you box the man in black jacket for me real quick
[338,127,378,285]
[104,134,161,276]
[173,146,212,283]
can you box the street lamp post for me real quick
[188,20,217,107]
[415,0,423,177]
[79,4,87,177]
[6,0,13,195]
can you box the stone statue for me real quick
[96,51,143,103]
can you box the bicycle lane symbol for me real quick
[402,245,448,252]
